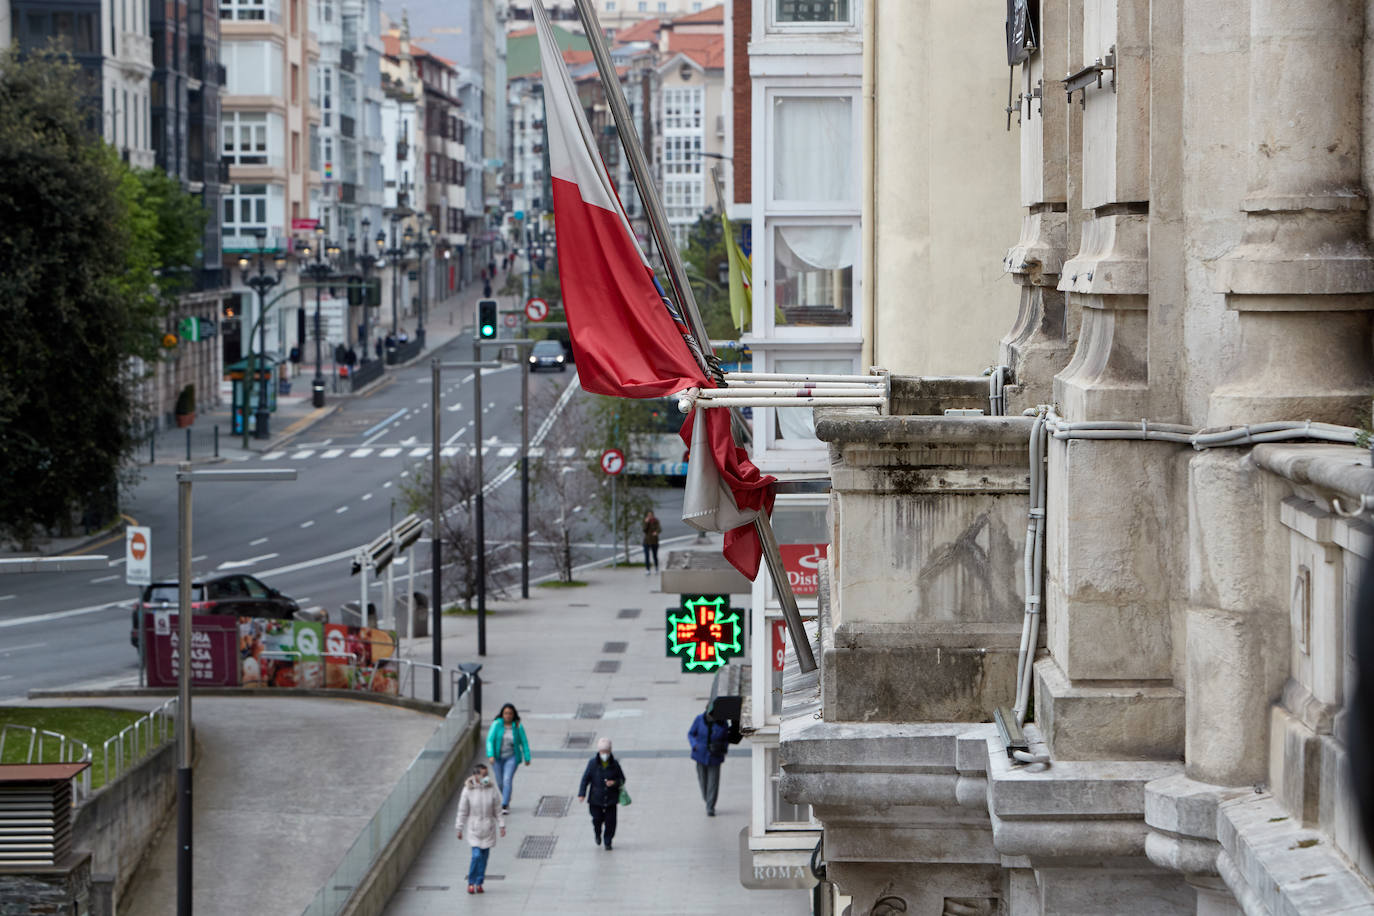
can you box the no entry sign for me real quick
[126,526,151,587]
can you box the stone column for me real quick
[1209,0,1374,427]
[1001,0,1074,411]
[1053,0,1153,422]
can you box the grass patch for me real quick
[1,706,165,789]
[443,605,478,616]
[538,580,588,589]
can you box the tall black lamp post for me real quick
[410,218,435,346]
[238,232,284,439]
[353,216,378,364]
[298,225,339,407]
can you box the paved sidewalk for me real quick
[382,559,808,915]
[13,694,444,915]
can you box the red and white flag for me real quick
[533,0,774,578]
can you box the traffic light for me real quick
[478,299,497,339]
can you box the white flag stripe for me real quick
[532,0,647,264]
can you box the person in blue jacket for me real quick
[688,700,731,816]
[486,703,532,814]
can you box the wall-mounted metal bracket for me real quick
[1064,45,1116,108]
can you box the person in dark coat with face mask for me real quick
[688,700,731,816]
[577,737,626,850]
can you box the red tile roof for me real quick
[667,32,725,69]
[508,26,537,38]
[613,16,662,44]
[672,3,724,25]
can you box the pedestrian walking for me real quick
[483,280,492,298]
[688,700,731,816]
[485,703,532,814]
[642,509,661,575]
[454,762,505,894]
[577,737,626,850]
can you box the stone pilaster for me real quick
[1208,0,1374,427]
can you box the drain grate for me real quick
[535,795,572,817]
[517,835,558,859]
[576,703,604,719]
[564,731,595,748]
[612,697,647,702]
[594,660,621,673]
[412,885,449,892]
[617,608,642,618]
[570,603,590,608]
[602,641,627,653]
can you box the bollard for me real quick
[150,433,155,465]
[185,427,191,461]
[213,425,219,458]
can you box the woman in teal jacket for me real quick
[486,703,531,813]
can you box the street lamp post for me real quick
[353,216,378,364]
[298,226,340,407]
[238,232,285,442]
[411,222,436,346]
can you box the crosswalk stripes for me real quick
[250,443,609,465]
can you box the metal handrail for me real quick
[3,723,94,802]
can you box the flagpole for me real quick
[568,0,817,673]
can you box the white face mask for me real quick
[480,776,491,786]
[599,752,610,762]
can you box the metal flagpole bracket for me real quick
[568,0,816,673]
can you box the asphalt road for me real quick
[0,332,696,700]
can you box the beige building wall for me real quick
[867,0,1021,378]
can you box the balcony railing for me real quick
[121,32,153,71]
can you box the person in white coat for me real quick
[455,762,506,893]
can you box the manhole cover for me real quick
[594,660,621,673]
[564,731,595,748]
[517,835,558,859]
[617,608,641,618]
[535,795,572,817]
[576,703,604,719]
[602,641,627,653]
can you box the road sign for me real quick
[600,449,625,476]
[126,526,151,587]
[525,297,550,322]
[503,312,519,328]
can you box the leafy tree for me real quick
[0,49,166,544]
[680,212,736,342]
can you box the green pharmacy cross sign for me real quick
[666,595,742,673]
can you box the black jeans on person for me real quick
[643,542,659,571]
[589,802,617,845]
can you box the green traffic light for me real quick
[481,324,495,337]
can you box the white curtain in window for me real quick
[774,357,854,441]
[772,96,852,202]
[775,224,856,272]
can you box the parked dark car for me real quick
[128,574,300,647]
[528,338,567,372]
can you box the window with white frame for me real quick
[222,111,283,166]
[663,86,702,131]
[774,0,850,25]
[772,223,855,327]
[220,0,277,21]
[768,354,856,444]
[223,41,284,95]
[771,94,854,206]
[223,183,272,240]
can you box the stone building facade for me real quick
[775,1,1374,914]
